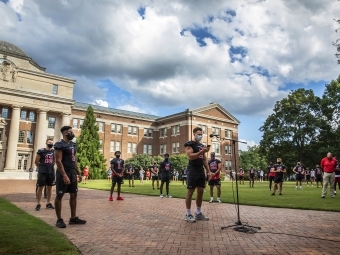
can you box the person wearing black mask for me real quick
[54,126,86,228]
[271,158,286,196]
[34,138,55,211]
[151,161,159,190]
[293,162,304,190]
[109,151,125,201]
[159,153,172,198]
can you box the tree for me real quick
[76,106,107,179]
[239,145,268,173]
[169,154,188,178]
[124,154,155,173]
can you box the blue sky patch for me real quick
[137,7,146,19]
[181,27,219,46]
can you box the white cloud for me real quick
[239,139,257,151]
[93,99,108,108]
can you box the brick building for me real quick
[0,40,240,179]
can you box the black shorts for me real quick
[128,175,134,180]
[249,174,255,180]
[269,176,275,181]
[296,174,303,181]
[161,175,171,183]
[208,179,221,186]
[182,176,187,180]
[316,176,322,182]
[112,175,124,184]
[306,175,311,180]
[37,172,55,186]
[56,171,78,195]
[274,177,284,183]
[152,176,159,181]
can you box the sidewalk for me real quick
[1,180,339,255]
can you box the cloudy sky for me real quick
[1,0,339,149]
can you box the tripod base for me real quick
[221,221,261,233]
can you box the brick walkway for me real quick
[1,180,340,255]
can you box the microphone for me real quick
[209,134,220,138]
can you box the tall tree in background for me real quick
[239,145,268,173]
[76,106,106,179]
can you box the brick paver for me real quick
[1,180,340,255]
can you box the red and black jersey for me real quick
[295,165,304,175]
[110,158,124,174]
[160,161,172,175]
[37,148,54,174]
[54,140,76,172]
[208,158,221,179]
[274,164,286,178]
[184,141,205,167]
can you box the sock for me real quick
[210,197,213,200]
[196,207,201,214]
[186,209,191,216]
[300,186,302,188]
[217,197,220,200]
[296,186,297,188]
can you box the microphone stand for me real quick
[210,135,261,233]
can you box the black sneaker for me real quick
[271,193,275,196]
[56,218,66,228]
[35,204,41,211]
[279,193,282,196]
[69,217,87,225]
[46,203,55,209]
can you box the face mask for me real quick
[116,154,121,158]
[297,163,300,165]
[47,144,53,148]
[277,161,281,164]
[195,135,202,142]
[164,158,169,161]
[66,133,75,140]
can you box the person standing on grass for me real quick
[208,152,222,203]
[109,151,125,201]
[182,167,188,187]
[151,163,159,190]
[271,158,286,196]
[145,168,151,183]
[293,162,304,190]
[54,126,86,228]
[159,153,172,198]
[315,165,323,188]
[305,168,312,186]
[139,167,145,184]
[35,139,55,211]
[310,168,315,186]
[256,168,261,183]
[320,152,337,198]
[107,168,112,182]
[268,162,275,191]
[126,165,135,187]
[82,166,89,184]
[334,164,340,195]
[184,127,210,223]
[260,169,264,182]
[249,165,255,188]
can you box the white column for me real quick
[60,113,70,139]
[4,106,21,171]
[32,110,47,169]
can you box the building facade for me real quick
[0,40,240,179]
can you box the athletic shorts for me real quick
[152,176,159,181]
[296,174,303,181]
[182,176,187,180]
[112,175,124,184]
[335,177,340,183]
[316,176,322,182]
[161,175,171,183]
[274,177,284,183]
[208,178,221,186]
[268,175,275,181]
[128,175,134,180]
[37,172,55,187]
[249,174,255,180]
[56,170,78,195]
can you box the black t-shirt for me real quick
[54,140,76,172]
[160,160,172,175]
[184,141,204,167]
[37,148,54,174]
[249,168,255,175]
[110,158,124,174]
[274,164,286,178]
[208,158,221,173]
[316,167,322,176]
[127,166,134,175]
[295,165,303,175]
[305,169,310,175]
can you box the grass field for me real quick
[0,197,80,255]
[79,179,340,211]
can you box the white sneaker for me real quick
[335,191,337,195]
[166,195,172,198]
[217,199,222,203]
[185,214,196,223]
[209,198,213,203]
[160,194,164,198]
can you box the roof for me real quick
[191,103,241,124]
[0,40,29,58]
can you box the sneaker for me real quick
[271,193,275,196]
[332,196,335,198]
[335,191,337,195]
[160,194,164,198]
[321,196,325,198]
[166,195,172,198]
[117,196,124,200]
[56,218,66,228]
[46,203,55,209]
[279,193,282,196]
[35,204,41,211]
[195,212,209,221]
[69,217,86,225]
[209,198,213,203]
[109,196,113,201]
[217,199,222,203]
[185,214,196,223]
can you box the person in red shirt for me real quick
[267,162,275,191]
[320,152,337,198]
[208,152,222,203]
[145,169,151,183]
[82,166,89,184]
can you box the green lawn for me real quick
[0,197,80,255]
[80,179,340,211]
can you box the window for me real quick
[72,118,78,128]
[116,141,121,152]
[225,160,232,170]
[129,126,138,135]
[160,128,167,137]
[148,145,152,155]
[111,124,116,132]
[225,129,232,139]
[172,142,180,153]
[110,141,115,152]
[27,131,34,144]
[1,107,8,118]
[99,140,103,149]
[198,124,207,134]
[132,143,137,154]
[28,111,35,122]
[144,128,153,137]
[225,145,232,155]
[0,129,2,140]
[212,142,220,154]
[48,117,56,128]
[52,84,58,95]
[18,130,25,143]
[110,124,122,133]
[128,142,132,153]
[116,124,122,133]
[80,119,84,128]
[160,144,167,154]
[20,110,27,120]
[172,125,180,135]
[18,154,29,170]
[98,122,104,132]
[143,144,152,155]
[212,127,220,136]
